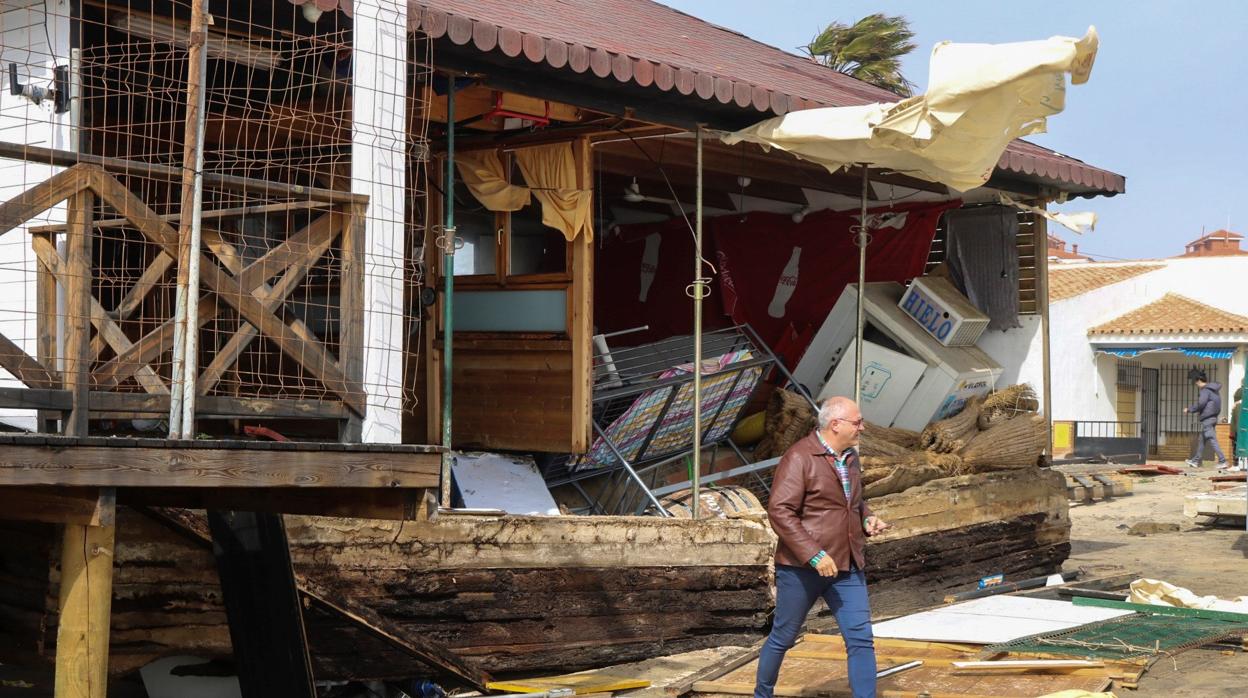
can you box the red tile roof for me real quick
[329,0,1125,195]
[1050,264,1163,301]
[1088,293,1248,336]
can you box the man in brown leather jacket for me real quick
[753,397,888,698]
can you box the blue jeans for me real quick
[754,564,876,698]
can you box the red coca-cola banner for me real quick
[595,200,957,359]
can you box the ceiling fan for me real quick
[622,177,675,205]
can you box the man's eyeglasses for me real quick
[832,418,866,428]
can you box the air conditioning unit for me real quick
[897,276,989,347]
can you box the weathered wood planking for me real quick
[0,438,441,488]
[452,344,575,452]
[0,387,349,420]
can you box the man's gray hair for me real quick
[817,396,855,429]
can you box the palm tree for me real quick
[804,13,917,97]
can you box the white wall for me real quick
[0,0,72,430]
[1043,256,1248,422]
[977,314,1046,408]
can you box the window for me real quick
[448,156,570,283]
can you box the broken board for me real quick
[1184,485,1247,518]
[871,596,1133,645]
[691,634,1112,697]
[488,669,651,694]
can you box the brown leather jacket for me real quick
[767,432,873,571]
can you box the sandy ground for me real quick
[604,462,1248,698]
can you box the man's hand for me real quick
[814,555,839,577]
[864,515,890,537]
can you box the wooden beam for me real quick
[28,199,331,234]
[36,231,60,431]
[86,169,367,414]
[0,386,349,419]
[424,84,583,125]
[91,298,215,391]
[54,511,116,697]
[0,487,115,526]
[570,138,593,453]
[0,141,369,206]
[119,486,429,520]
[597,152,810,205]
[0,440,441,488]
[0,332,61,389]
[0,163,91,237]
[337,203,365,441]
[63,189,93,436]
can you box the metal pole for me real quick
[440,82,456,507]
[854,166,870,404]
[179,7,210,438]
[168,0,209,438]
[693,125,703,521]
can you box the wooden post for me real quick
[36,230,60,433]
[1034,206,1053,460]
[570,137,594,452]
[54,492,116,698]
[63,190,92,437]
[339,203,365,442]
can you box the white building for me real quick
[1045,253,1248,458]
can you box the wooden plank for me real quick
[0,141,369,206]
[0,387,347,419]
[0,333,61,389]
[28,199,331,234]
[35,232,60,430]
[120,487,428,520]
[63,189,93,437]
[570,137,593,454]
[54,516,116,698]
[90,298,215,391]
[337,203,365,441]
[0,487,114,526]
[664,643,762,696]
[0,443,440,488]
[0,164,90,237]
[87,169,367,414]
[94,252,173,353]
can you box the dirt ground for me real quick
[1060,461,1248,697]
[606,462,1248,698]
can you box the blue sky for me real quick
[659,1,1248,261]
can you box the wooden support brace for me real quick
[54,491,116,698]
[0,486,115,526]
[63,189,93,436]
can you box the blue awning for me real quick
[1096,347,1235,360]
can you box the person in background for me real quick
[755,397,888,698]
[1230,386,1243,472]
[1185,371,1227,468]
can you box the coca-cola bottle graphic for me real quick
[638,233,661,302]
[767,246,801,318]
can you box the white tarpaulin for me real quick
[722,27,1100,192]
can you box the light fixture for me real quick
[736,176,751,188]
[791,205,810,224]
[110,12,284,72]
[301,2,325,23]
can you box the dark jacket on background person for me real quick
[767,432,872,573]
[1190,381,1223,422]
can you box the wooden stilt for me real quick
[54,493,116,698]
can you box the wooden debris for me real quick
[950,659,1105,675]
[488,670,651,694]
[753,389,815,461]
[977,384,1040,430]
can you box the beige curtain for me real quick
[455,150,531,212]
[514,143,593,242]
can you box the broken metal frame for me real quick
[546,324,813,515]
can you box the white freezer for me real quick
[793,282,1002,431]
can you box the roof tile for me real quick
[1049,264,1163,302]
[1088,294,1248,336]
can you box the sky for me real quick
[659,1,1248,261]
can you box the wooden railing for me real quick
[0,146,369,433]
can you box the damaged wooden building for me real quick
[0,0,1125,694]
